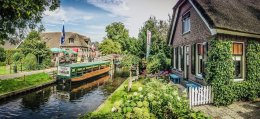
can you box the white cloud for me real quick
[43,7,94,25]
[87,0,129,17]
[86,0,177,37]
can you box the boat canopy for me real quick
[63,61,110,68]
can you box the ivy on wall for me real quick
[246,40,260,81]
[205,39,234,85]
[206,38,260,106]
[205,39,235,106]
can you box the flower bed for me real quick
[81,78,210,119]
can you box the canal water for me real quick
[0,72,126,119]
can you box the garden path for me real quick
[193,101,260,119]
[0,67,56,80]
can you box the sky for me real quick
[42,0,178,42]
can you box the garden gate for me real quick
[188,86,213,108]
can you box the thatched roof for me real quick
[41,32,91,48]
[193,0,260,35]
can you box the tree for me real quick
[121,54,141,91]
[12,52,25,71]
[0,47,6,62]
[105,22,130,51]
[24,53,37,70]
[0,0,60,44]
[98,39,122,55]
[19,30,51,67]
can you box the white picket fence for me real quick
[188,86,213,108]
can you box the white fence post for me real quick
[189,85,213,108]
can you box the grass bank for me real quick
[0,73,53,95]
[95,78,145,114]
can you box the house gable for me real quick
[170,0,212,47]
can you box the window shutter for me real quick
[191,44,196,74]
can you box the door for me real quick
[184,46,189,79]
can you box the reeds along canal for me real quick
[0,71,126,119]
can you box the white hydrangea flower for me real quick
[111,107,117,112]
[138,87,143,92]
[133,92,138,96]
[173,91,178,96]
[177,96,180,101]
[140,95,144,98]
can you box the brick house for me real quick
[168,0,260,85]
[41,32,91,62]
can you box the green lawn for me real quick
[0,73,53,95]
[95,78,145,114]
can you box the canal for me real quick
[0,72,125,119]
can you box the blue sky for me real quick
[42,0,177,42]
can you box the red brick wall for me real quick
[170,1,211,83]
[171,1,211,47]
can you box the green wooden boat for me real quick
[57,61,111,82]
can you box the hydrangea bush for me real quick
[82,78,210,119]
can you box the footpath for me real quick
[0,67,57,80]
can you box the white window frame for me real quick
[173,48,176,69]
[182,12,191,34]
[232,42,245,82]
[195,43,204,78]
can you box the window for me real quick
[197,44,204,75]
[175,47,179,69]
[232,43,243,79]
[173,48,176,68]
[182,12,190,34]
[195,43,207,77]
[180,46,184,71]
[191,44,196,75]
[69,38,74,43]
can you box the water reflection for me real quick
[55,74,110,101]
[21,88,51,110]
[0,73,125,119]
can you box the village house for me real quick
[168,0,260,85]
[41,32,91,62]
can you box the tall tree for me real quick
[98,39,122,55]
[136,17,172,73]
[0,0,60,44]
[19,31,51,65]
[105,22,129,51]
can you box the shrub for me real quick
[112,79,209,119]
[147,52,170,74]
[42,58,51,68]
[0,47,6,62]
[0,62,5,66]
[24,53,37,70]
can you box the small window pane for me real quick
[232,43,243,55]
